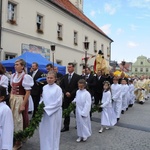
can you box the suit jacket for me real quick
[93,75,105,93]
[29,70,43,96]
[81,74,95,96]
[60,73,80,101]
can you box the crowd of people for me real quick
[0,59,150,150]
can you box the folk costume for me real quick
[39,83,62,150]
[10,71,33,132]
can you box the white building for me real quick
[0,0,113,73]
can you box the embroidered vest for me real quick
[11,74,25,95]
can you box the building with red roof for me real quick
[1,0,113,73]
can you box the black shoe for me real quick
[61,127,69,132]
[139,101,144,105]
[126,108,128,111]
[121,110,124,114]
[117,118,120,122]
[129,104,133,107]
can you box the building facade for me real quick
[0,0,113,73]
[132,56,150,76]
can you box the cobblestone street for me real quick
[22,99,150,150]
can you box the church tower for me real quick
[69,0,83,12]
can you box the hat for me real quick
[98,50,103,55]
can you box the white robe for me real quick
[121,84,129,111]
[129,84,135,105]
[73,89,92,139]
[39,83,62,150]
[101,91,117,127]
[111,84,122,118]
[0,102,13,150]
[0,75,9,94]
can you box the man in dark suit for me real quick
[60,63,80,132]
[29,62,43,117]
[93,70,105,105]
[81,67,95,97]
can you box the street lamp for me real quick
[83,41,89,68]
[50,44,55,69]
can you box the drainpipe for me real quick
[0,0,3,61]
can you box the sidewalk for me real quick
[22,100,150,150]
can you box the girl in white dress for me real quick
[99,81,117,133]
[39,71,62,150]
[0,86,13,150]
[73,79,92,142]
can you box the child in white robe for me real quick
[0,86,13,150]
[39,71,62,150]
[128,80,135,107]
[121,79,129,114]
[111,77,122,121]
[99,81,117,133]
[73,79,92,142]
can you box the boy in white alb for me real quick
[0,86,13,150]
[111,77,122,121]
[73,79,92,142]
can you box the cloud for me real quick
[127,41,139,48]
[130,24,138,31]
[100,24,111,35]
[104,3,116,15]
[90,10,96,17]
[116,28,124,35]
[128,0,150,9]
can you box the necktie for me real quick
[68,74,71,83]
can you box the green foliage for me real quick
[14,102,102,141]
[14,102,45,142]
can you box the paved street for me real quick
[22,99,150,150]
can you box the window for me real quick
[107,47,110,57]
[94,41,97,52]
[57,24,63,40]
[36,14,43,33]
[56,60,62,65]
[101,44,104,52]
[141,61,143,65]
[8,1,17,24]
[146,68,148,72]
[74,31,78,45]
[135,68,137,72]
[5,53,16,60]
[140,68,143,72]
[85,36,88,42]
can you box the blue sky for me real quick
[83,0,150,63]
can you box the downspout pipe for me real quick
[0,0,2,60]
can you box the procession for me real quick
[0,0,150,150]
[0,49,150,150]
